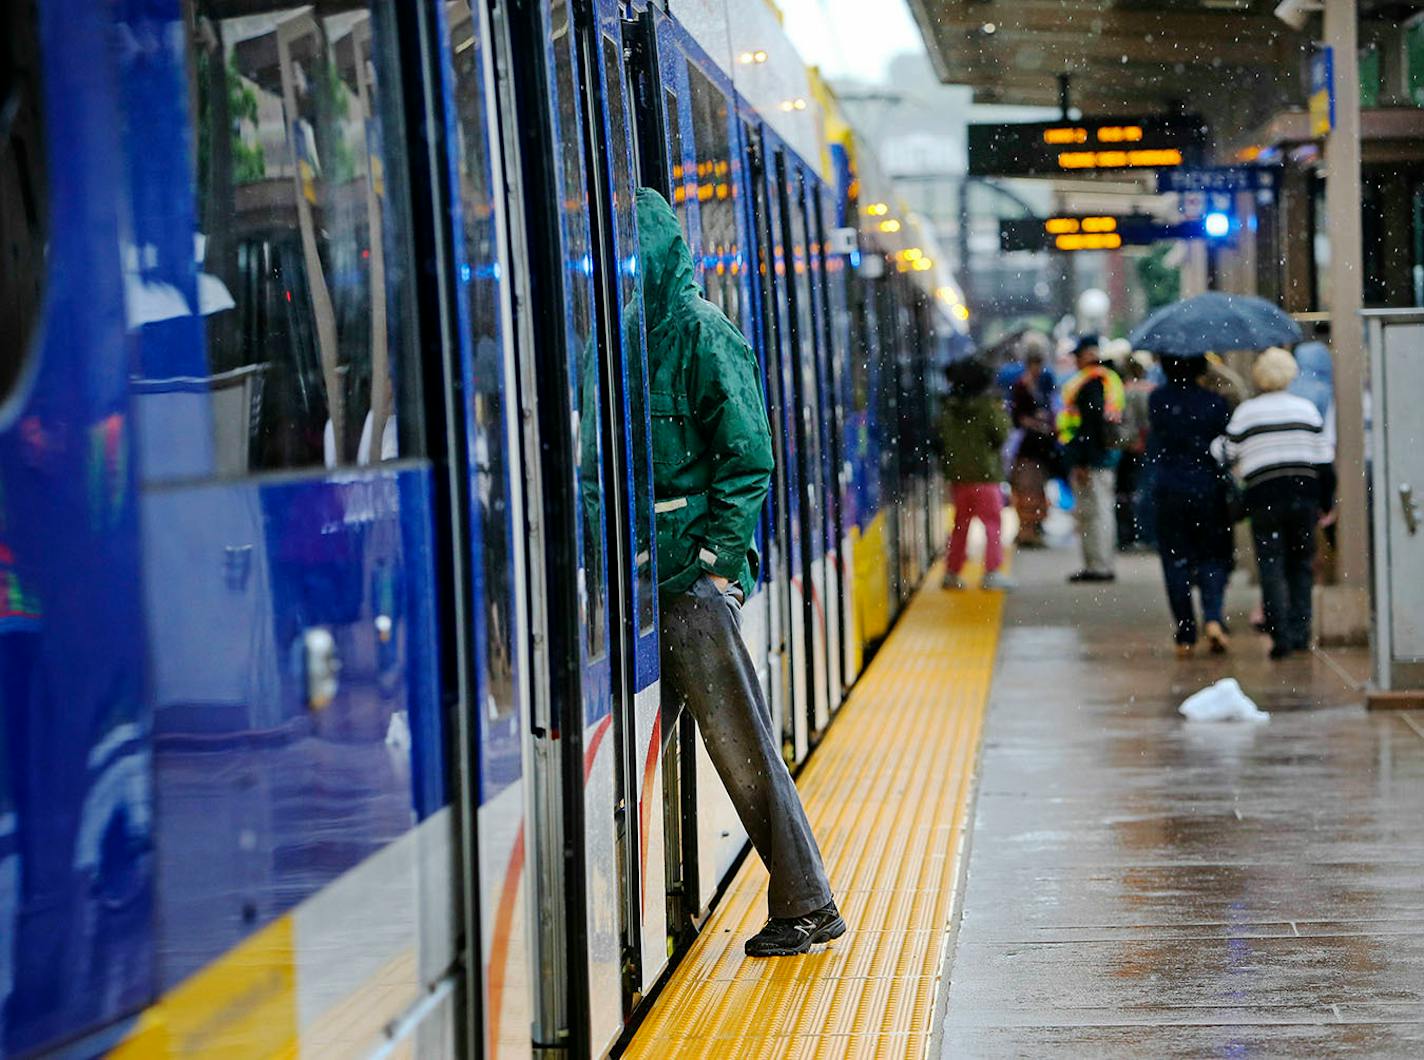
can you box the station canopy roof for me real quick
[906,0,1424,140]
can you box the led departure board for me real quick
[968,115,1207,177]
[1000,215,1207,253]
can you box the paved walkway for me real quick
[941,546,1424,1056]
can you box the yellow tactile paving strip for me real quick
[626,565,1004,1058]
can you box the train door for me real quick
[440,2,538,1054]
[626,15,755,934]
[486,0,621,1053]
[752,137,810,764]
[681,51,772,914]
[812,189,856,695]
[878,278,906,609]
[802,184,844,710]
[739,119,791,762]
[571,1,665,1022]
[775,157,831,740]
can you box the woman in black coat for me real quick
[1147,355,1234,657]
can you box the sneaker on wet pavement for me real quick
[744,900,847,957]
[941,572,966,590]
[980,571,1016,591]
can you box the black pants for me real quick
[1155,490,1232,645]
[1250,490,1318,651]
[660,575,832,919]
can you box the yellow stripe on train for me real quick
[112,917,297,1059]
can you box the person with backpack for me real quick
[1058,335,1124,583]
[938,357,1015,591]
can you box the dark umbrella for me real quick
[1128,292,1301,357]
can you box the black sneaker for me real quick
[744,900,846,957]
[1067,570,1116,583]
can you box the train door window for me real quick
[448,1,515,718]
[666,89,689,233]
[686,64,739,326]
[550,0,606,658]
[0,0,45,410]
[150,2,420,482]
[600,34,655,634]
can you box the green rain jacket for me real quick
[636,187,774,598]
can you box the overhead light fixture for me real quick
[879,219,901,233]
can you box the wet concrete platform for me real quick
[939,547,1424,1057]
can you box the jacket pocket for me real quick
[654,490,709,587]
[649,389,698,471]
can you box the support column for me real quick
[1323,0,1370,642]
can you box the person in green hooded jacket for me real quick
[636,187,842,957]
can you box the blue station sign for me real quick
[1157,166,1280,194]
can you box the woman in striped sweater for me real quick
[1213,348,1336,659]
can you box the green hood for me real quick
[636,187,700,340]
[633,186,774,597]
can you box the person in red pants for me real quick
[938,357,1015,591]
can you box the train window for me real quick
[160,2,419,479]
[0,0,46,409]
[449,3,515,719]
[686,64,740,327]
[550,0,605,659]
[600,35,654,634]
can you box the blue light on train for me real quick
[460,263,473,283]
[1203,211,1231,238]
[580,253,594,276]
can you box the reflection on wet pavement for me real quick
[940,549,1424,1056]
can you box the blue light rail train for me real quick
[0,0,970,1054]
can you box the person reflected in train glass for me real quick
[938,357,1014,591]
[1213,348,1336,660]
[1059,335,1124,583]
[634,187,843,957]
[1147,355,1233,658]
[1007,336,1057,550]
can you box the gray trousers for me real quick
[660,575,832,919]
[1077,467,1117,575]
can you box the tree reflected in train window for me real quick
[449,1,516,721]
[130,1,418,482]
[550,0,606,660]
[0,0,46,410]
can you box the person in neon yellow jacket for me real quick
[1058,335,1124,583]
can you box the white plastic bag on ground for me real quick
[1178,678,1269,723]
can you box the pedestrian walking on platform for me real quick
[1008,336,1057,549]
[1114,352,1156,549]
[1059,335,1124,583]
[1213,348,1336,659]
[938,357,1015,591]
[1147,356,1234,657]
[636,188,842,956]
